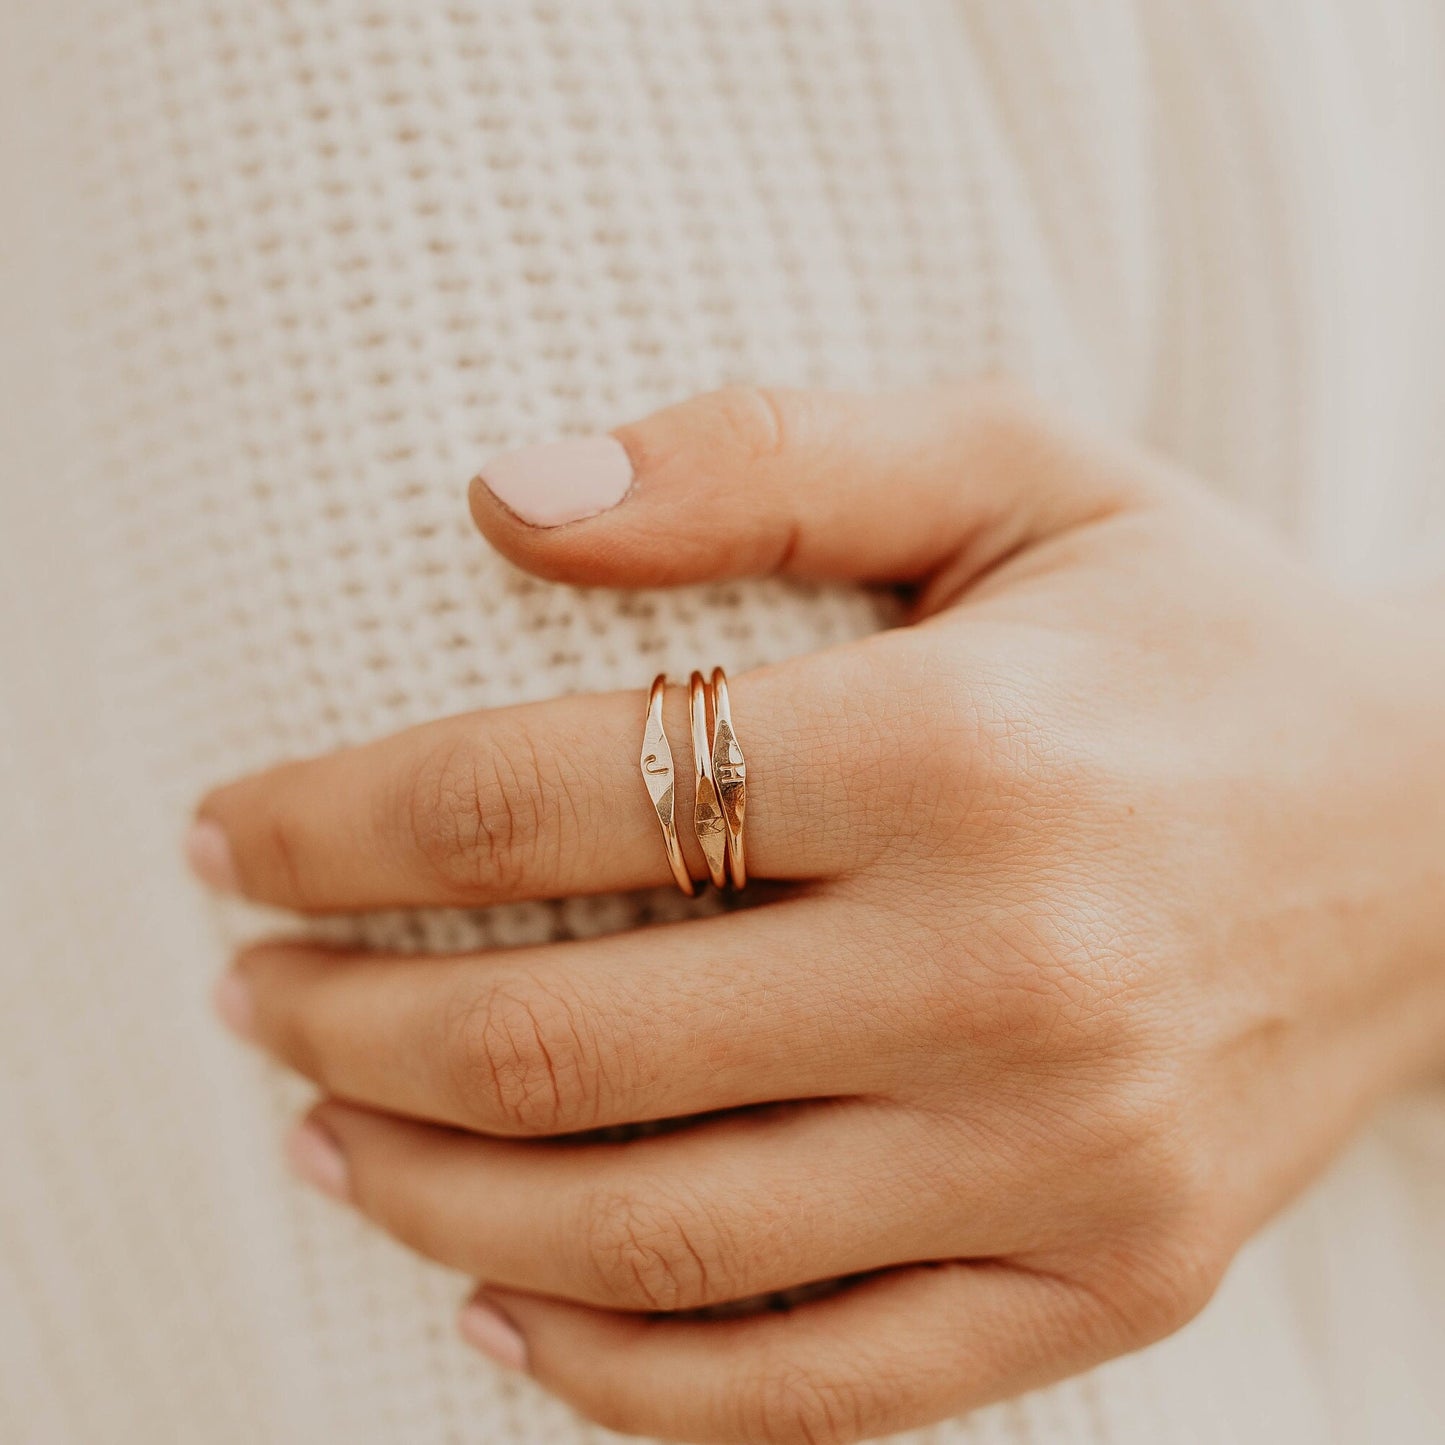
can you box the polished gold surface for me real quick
[640,674,696,896]
[641,668,748,895]
[710,666,747,889]
[689,670,730,890]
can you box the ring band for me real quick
[690,671,730,890]
[640,674,696,896]
[709,667,747,889]
[640,669,748,894]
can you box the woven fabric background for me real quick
[1,3,1443,1441]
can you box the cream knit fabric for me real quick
[2,3,1444,1442]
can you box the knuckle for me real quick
[709,383,795,465]
[445,976,597,1135]
[582,1186,721,1313]
[1136,1147,1229,1334]
[938,679,1063,810]
[1003,906,1141,1050]
[1106,1227,1227,1343]
[403,732,548,898]
[920,894,1136,1063]
[1071,1124,1229,1344]
[891,634,1100,820]
[734,1365,878,1445]
[887,643,1043,822]
[1092,1062,1217,1213]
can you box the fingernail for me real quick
[458,1294,529,1372]
[185,818,239,893]
[285,1118,351,1203]
[473,434,634,527]
[212,971,254,1039]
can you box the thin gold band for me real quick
[689,670,730,890]
[640,670,748,894]
[640,674,696,897]
[710,666,747,889]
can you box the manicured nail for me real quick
[285,1118,351,1203]
[185,818,239,893]
[473,435,634,527]
[458,1294,528,1372]
[212,971,255,1039]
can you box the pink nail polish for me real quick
[185,818,239,893]
[473,435,634,527]
[285,1119,351,1203]
[458,1295,528,1372]
[212,972,255,1039]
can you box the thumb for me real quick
[468,382,1147,591]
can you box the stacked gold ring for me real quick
[640,669,747,893]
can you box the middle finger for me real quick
[231,895,901,1136]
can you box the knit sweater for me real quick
[2,3,1443,1442]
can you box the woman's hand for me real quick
[191,384,1445,1445]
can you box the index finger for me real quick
[187,648,889,911]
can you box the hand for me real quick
[191,383,1445,1445]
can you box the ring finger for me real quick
[296,1096,1051,1313]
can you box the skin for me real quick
[194,383,1445,1445]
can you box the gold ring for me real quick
[640,674,696,896]
[690,671,730,890]
[710,667,747,889]
[640,670,749,894]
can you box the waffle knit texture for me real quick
[2,3,1444,1442]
